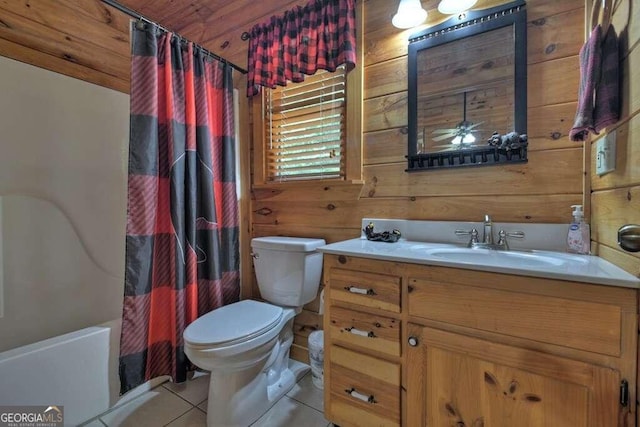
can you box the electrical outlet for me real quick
[596,129,616,176]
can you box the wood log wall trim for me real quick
[590,0,640,276]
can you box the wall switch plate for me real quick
[596,129,616,176]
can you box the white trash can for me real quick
[308,330,324,389]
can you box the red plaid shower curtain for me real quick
[119,24,240,394]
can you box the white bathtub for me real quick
[0,318,167,426]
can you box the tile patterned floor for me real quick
[81,370,329,427]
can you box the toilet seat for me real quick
[184,300,283,348]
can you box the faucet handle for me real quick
[455,228,479,247]
[505,231,525,239]
[497,230,525,249]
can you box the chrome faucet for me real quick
[455,214,525,250]
[483,214,494,244]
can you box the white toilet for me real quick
[183,236,326,427]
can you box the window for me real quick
[264,65,347,182]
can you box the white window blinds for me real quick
[265,65,346,182]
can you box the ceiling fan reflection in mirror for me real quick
[431,92,483,146]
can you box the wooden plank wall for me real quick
[250,0,587,362]
[590,0,640,277]
[0,0,131,93]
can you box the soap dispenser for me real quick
[567,205,590,254]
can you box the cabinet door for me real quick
[406,324,622,427]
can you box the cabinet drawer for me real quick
[329,306,400,356]
[328,346,400,427]
[408,278,622,356]
[329,268,400,313]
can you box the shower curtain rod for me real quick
[100,0,248,74]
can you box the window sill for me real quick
[252,179,365,190]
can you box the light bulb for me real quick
[392,0,428,29]
[437,0,478,15]
[451,135,462,145]
[462,133,476,144]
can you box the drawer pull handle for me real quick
[345,327,376,338]
[345,387,376,404]
[344,286,376,296]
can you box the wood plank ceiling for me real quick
[0,0,504,93]
[117,0,308,70]
[115,0,495,72]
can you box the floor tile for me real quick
[251,396,329,427]
[165,408,207,427]
[196,400,207,413]
[100,387,192,427]
[288,359,310,382]
[286,372,324,412]
[163,373,210,405]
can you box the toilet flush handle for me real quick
[251,252,259,259]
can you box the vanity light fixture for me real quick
[392,0,428,29]
[437,0,478,15]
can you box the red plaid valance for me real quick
[246,0,357,97]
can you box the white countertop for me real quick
[318,238,640,289]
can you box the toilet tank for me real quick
[251,237,326,307]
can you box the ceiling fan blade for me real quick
[466,121,484,130]
[432,129,458,133]
[432,133,455,142]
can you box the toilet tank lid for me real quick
[251,236,326,252]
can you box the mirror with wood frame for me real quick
[407,1,527,171]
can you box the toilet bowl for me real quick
[183,236,325,427]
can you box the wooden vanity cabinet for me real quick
[323,255,405,427]
[404,267,638,427]
[323,254,638,427]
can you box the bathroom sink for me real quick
[421,247,588,269]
